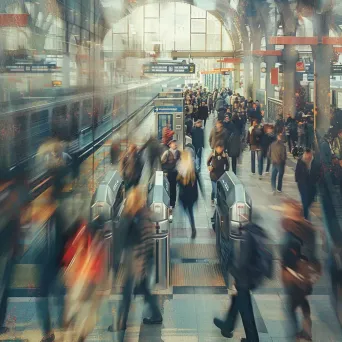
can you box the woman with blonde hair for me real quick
[177,150,203,238]
[108,186,162,335]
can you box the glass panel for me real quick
[82,99,93,129]
[175,3,190,50]
[145,33,160,51]
[30,110,50,154]
[145,18,159,33]
[207,13,221,34]
[129,6,144,50]
[191,34,205,51]
[144,3,160,18]
[113,17,127,33]
[191,19,206,33]
[207,34,221,51]
[160,3,175,51]
[113,33,128,51]
[69,102,80,138]
[222,29,233,50]
[191,6,206,18]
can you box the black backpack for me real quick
[246,224,273,288]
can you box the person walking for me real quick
[161,140,180,219]
[191,120,204,172]
[108,187,162,337]
[247,120,264,178]
[268,133,287,194]
[207,141,229,206]
[285,113,297,153]
[209,120,229,151]
[198,101,209,127]
[177,151,203,239]
[295,149,321,220]
[280,199,321,341]
[227,125,241,175]
[261,125,276,174]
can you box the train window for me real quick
[52,105,69,140]
[69,102,80,138]
[12,115,28,166]
[103,98,112,117]
[30,110,49,155]
[94,97,103,123]
[81,99,93,129]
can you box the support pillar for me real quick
[252,56,261,101]
[243,53,252,98]
[234,63,241,93]
[63,55,71,88]
[282,44,297,118]
[314,12,333,135]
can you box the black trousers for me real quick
[224,287,259,342]
[231,157,238,175]
[167,171,177,208]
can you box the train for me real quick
[0,78,179,189]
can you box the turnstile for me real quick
[148,171,171,289]
[214,171,252,289]
[90,170,124,273]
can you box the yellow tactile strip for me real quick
[171,244,218,260]
[171,264,225,287]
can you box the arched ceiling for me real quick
[101,0,247,52]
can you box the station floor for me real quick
[2,114,342,342]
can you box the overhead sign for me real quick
[271,68,279,85]
[155,106,183,113]
[143,63,195,74]
[331,65,342,75]
[0,14,29,27]
[2,63,59,73]
[52,80,62,87]
[296,61,305,72]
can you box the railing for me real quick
[267,97,283,122]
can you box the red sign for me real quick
[271,68,279,85]
[296,61,305,72]
[269,36,318,45]
[0,14,29,27]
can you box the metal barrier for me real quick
[148,171,171,289]
[267,97,283,122]
[90,170,124,272]
[214,171,252,289]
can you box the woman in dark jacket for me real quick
[227,124,241,175]
[177,151,203,239]
[207,141,229,206]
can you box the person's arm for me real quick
[200,130,204,148]
[209,129,213,148]
[283,144,287,161]
[161,150,169,164]
[295,160,300,183]
[207,153,213,167]
[267,143,272,159]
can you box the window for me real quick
[69,102,80,138]
[191,19,206,33]
[82,99,93,129]
[30,110,49,154]
[191,34,205,51]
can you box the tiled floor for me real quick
[3,115,342,341]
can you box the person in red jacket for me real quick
[162,122,174,146]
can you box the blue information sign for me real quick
[155,106,183,113]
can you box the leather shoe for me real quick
[213,318,233,338]
[143,316,163,325]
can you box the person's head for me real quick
[277,133,283,141]
[224,115,230,122]
[169,140,177,150]
[283,199,302,220]
[252,120,258,127]
[178,150,196,186]
[338,129,342,138]
[232,113,239,122]
[253,103,257,109]
[195,120,202,127]
[265,125,274,134]
[215,141,224,154]
[186,100,191,105]
[216,120,223,131]
[302,148,313,163]
[287,113,291,118]
[201,101,206,106]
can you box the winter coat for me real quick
[268,140,287,165]
[198,106,209,120]
[227,131,241,158]
[261,132,276,156]
[191,126,204,151]
[247,126,263,151]
[209,127,229,150]
[295,158,321,197]
[177,175,202,207]
[207,151,229,181]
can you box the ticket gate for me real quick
[214,171,252,288]
[90,170,125,273]
[148,171,171,290]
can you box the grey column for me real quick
[282,44,297,118]
[314,12,333,135]
[265,55,277,100]
[243,53,252,98]
[252,56,261,101]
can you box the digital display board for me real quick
[2,63,59,73]
[331,65,342,75]
[143,63,195,74]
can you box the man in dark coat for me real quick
[198,101,209,127]
[191,120,205,172]
[295,149,321,219]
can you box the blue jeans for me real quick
[251,150,263,175]
[271,163,285,191]
[211,180,217,200]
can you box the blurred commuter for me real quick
[247,102,262,124]
[120,143,143,192]
[208,93,214,114]
[280,199,321,341]
[261,125,276,174]
[269,133,287,194]
[223,114,235,137]
[305,117,315,150]
[198,101,209,127]
[209,120,228,151]
[232,113,244,137]
[227,124,241,175]
[297,121,305,147]
[285,113,297,153]
[162,122,175,147]
[191,120,204,172]
[247,120,264,177]
[295,149,321,220]
[110,141,121,165]
[108,187,162,336]
[332,129,342,163]
[177,151,203,239]
[214,221,273,342]
[161,140,180,216]
[207,141,229,206]
[274,115,285,135]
